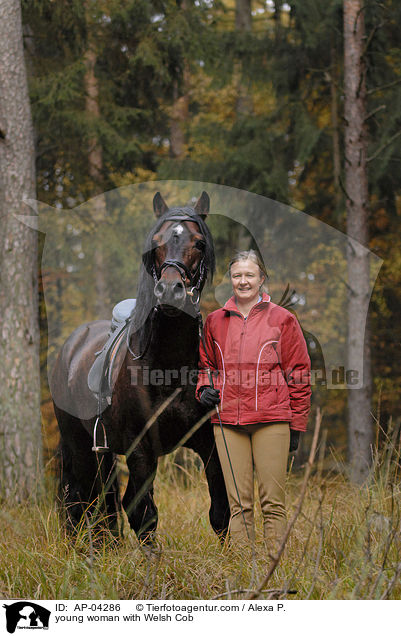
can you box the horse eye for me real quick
[195,239,205,251]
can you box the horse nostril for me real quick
[172,281,185,300]
[154,280,166,298]
[154,278,186,307]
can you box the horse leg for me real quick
[184,425,230,541]
[58,426,98,529]
[94,451,121,534]
[122,449,158,544]
[56,407,120,532]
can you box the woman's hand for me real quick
[199,387,221,408]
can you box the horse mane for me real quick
[131,205,215,338]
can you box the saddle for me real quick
[87,298,136,410]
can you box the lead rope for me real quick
[127,305,158,361]
[196,312,252,545]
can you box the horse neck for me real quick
[147,309,199,367]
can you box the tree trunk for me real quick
[273,1,283,42]
[330,40,342,212]
[84,13,109,317]
[235,0,253,116]
[170,0,189,160]
[343,0,372,483]
[0,0,42,500]
[236,0,252,31]
[170,70,190,159]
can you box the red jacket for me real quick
[197,293,311,431]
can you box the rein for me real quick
[127,270,204,362]
[196,312,252,544]
[127,305,158,361]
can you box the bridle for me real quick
[151,257,206,306]
[128,214,208,360]
[149,213,208,306]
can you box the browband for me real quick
[161,214,201,225]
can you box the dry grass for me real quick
[1,423,400,601]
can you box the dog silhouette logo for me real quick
[2,602,50,633]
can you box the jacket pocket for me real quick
[276,379,290,407]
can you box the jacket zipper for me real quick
[237,315,247,425]
[231,304,260,424]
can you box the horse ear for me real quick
[153,192,169,217]
[194,191,210,219]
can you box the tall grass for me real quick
[1,421,400,600]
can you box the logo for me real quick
[2,602,50,634]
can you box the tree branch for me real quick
[364,104,386,122]
[367,77,401,95]
[367,129,401,163]
[361,21,385,59]
[214,588,297,600]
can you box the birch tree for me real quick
[0,0,42,500]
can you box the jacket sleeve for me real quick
[196,315,217,400]
[279,313,311,432]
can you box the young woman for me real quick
[197,250,311,546]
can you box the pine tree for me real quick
[344,0,372,483]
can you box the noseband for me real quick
[150,214,207,305]
[151,258,205,305]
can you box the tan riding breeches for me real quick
[213,422,290,545]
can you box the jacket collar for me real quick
[223,292,271,315]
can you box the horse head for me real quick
[142,191,214,313]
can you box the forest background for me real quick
[21,0,401,469]
[0,0,401,601]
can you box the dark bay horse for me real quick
[51,191,229,543]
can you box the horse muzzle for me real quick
[154,278,187,310]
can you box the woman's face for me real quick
[230,259,264,305]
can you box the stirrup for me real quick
[92,416,109,453]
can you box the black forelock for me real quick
[142,206,215,279]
